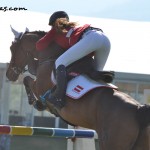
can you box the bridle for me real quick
[9,63,25,75]
[9,26,56,76]
[8,26,30,76]
[9,38,34,76]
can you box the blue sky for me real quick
[0,0,150,21]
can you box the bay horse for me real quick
[6,26,150,150]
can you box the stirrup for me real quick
[40,89,66,109]
[40,89,51,104]
[47,94,66,110]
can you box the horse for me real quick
[6,26,150,150]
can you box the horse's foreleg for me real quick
[23,76,37,105]
[23,76,47,111]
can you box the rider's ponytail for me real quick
[54,18,78,33]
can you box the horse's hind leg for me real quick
[23,76,37,105]
[96,114,139,150]
[97,127,139,150]
[132,126,150,150]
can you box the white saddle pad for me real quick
[51,72,117,100]
[66,75,118,99]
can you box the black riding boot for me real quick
[47,65,67,109]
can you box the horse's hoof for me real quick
[33,101,47,111]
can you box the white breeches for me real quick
[55,30,111,71]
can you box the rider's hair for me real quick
[54,18,78,33]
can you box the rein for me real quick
[39,58,56,66]
[10,43,35,75]
[9,30,55,76]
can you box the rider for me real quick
[36,11,113,109]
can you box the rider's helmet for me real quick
[48,11,69,26]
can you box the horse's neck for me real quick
[22,32,42,75]
[36,61,54,94]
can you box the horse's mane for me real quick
[26,31,47,37]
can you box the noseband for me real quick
[9,62,27,75]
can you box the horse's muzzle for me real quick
[6,67,20,81]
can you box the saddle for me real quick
[66,56,115,83]
[37,56,115,124]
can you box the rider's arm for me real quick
[36,28,55,51]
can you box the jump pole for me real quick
[67,126,97,150]
[0,125,97,138]
[0,125,97,150]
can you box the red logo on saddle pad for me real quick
[73,85,84,93]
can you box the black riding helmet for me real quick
[48,11,69,26]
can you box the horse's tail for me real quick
[137,104,150,128]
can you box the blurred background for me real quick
[0,0,150,149]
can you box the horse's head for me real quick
[6,26,31,81]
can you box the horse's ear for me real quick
[25,27,29,32]
[10,25,22,39]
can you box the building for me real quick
[1,63,150,126]
[1,11,150,124]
